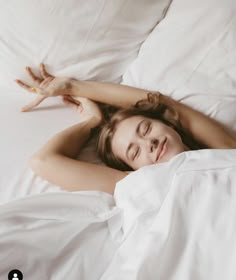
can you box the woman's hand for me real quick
[62,95,103,127]
[16,63,73,112]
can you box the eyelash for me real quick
[143,124,151,136]
[131,122,151,160]
[133,147,139,160]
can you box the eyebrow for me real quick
[125,119,146,160]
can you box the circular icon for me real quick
[8,269,23,280]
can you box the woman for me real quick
[16,64,236,194]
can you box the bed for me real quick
[0,0,236,279]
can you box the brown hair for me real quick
[96,92,202,171]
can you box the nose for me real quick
[147,138,158,153]
[138,138,159,153]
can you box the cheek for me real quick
[165,126,183,143]
[173,131,184,146]
[132,151,153,169]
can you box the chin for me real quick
[162,149,183,163]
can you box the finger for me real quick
[62,96,83,113]
[21,95,47,112]
[40,63,54,79]
[15,79,45,95]
[15,79,36,93]
[25,66,43,84]
[62,96,79,110]
[65,95,82,105]
[62,100,78,110]
[39,76,54,88]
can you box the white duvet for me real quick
[1,149,236,279]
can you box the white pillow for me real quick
[122,0,236,136]
[0,0,172,89]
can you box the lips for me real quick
[156,137,167,162]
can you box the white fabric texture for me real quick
[0,0,171,87]
[0,0,171,203]
[0,150,236,279]
[103,149,236,279]
[122,0,236,136]
[0,191,122,279]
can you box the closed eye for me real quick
[143,123,151,136]
[133,147,140,160]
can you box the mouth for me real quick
[156,137,167,162]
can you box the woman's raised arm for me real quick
[16,64,236,149]
[160,95,236,149]
[70,79,148,108]
[30,97,127,194]
[16,64,149,111]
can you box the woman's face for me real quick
[111,115,186,170]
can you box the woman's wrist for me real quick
[69,78,82,96]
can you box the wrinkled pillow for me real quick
[0,0,172,89]
[122,0,236,136]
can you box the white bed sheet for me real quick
[0,190,122,279]
[1,149,236,279]
[103,149,236,280]
[0,95,78,204]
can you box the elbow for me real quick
[29,154,44,175]
[29,152,58,179]
[29,152,53,176]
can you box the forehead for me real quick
[115,115,146,137]
[111,115,147,154]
